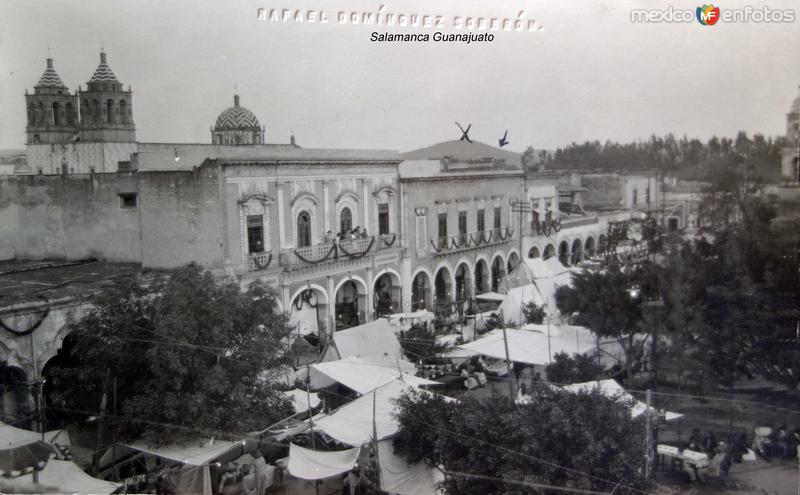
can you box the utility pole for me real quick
[307,365,319,495]
[645,389,653,483]
[372,390,382,490]
[501,327,515,397]
[511,199,531,259]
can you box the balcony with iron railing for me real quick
[429,227,514,256]
[277,233,399,269]
[246,251,274,273]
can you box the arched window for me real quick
[106,99,114,124]
[93,100,100,123]
[297,211,312,248]
[27,103,34,126]
[37,102,44,126]
[119,100,127,124]
[65,102,75,126]
[340,207,353,234]
[82,99,89,122]
[52,102,60,126]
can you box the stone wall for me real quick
[0,173,141,261]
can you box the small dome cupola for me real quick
[211,94,265,145]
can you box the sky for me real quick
[1,0,799,153]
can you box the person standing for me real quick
[240,464,257,495]
[251,450,270,495]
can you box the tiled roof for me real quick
[89,53,120,83]
[215,106,260,129]
[136,143,401,171]
[36,61,67,89]
[214,96,261,129]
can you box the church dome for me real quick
[214,95,261,130]
[36,58,67,89]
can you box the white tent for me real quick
[287,443,360,480]
[125,438,241,466]
[377,439,444,495]
[0,459,119,494]
[283,388,321,414]
[101,438,245,495]
[387,311,435,333]
[498,284,545,324]
[330,319,408,366]
[310,357,436,395]
[455,327,599,366]
[315,380,437,447]
[561,379,682,421]
[498,257,575,322]
[0,422,43,449]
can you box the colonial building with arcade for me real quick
[0,51,651,422]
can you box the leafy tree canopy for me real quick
[392,388,647,495]
[45,263,294,445]
[545,352,600,384]
[546,132,783,182]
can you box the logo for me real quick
[696,4,721,25]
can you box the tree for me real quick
[521,301,546,324]
[545,352,599,384]
[45,263,294,445]
[520,146,537,173]
[399,325,450,363]
[555,263,656,379]
[393,388,647,495]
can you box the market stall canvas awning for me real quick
[456,328,597,366]
[0,422,58,474]
[287,443,360,480]
[315,380,441,447]
[39,459,119,494]
[310,356,436,395]
[561,379,682,421]
[126,438,240,466]
[331,319,407,366]
[377,439,443,495]
[283,388,321,414]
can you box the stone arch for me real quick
[584,236,596,258]
[106,99,114,124]
[571,238,584,265]
[490,254,505,292]
[119,99,127,124]
[336,192,359,234]
[434,264,453,306]
[373,269,401,317]
[0,364,29,423]
[558,240,570,266]
[411,267,433,311]
[543,243,556,260]
[334,275,368,331]
[474,257,490,294]
[528,246,541,258]
[292,195,319,247]
[506,250,520,273]
[65,102,75,126]
[289,284,329,336]
[454,259,473,302]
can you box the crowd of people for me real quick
[750,424,800,461]
[217,450,276,495]
[325,226,370,244]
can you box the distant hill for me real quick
[401,140,528,167]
